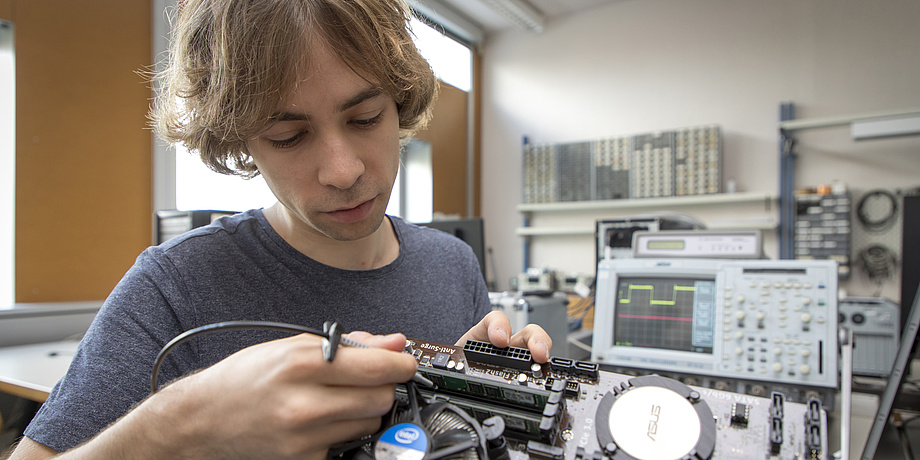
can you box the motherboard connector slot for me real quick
[463,340,534,371]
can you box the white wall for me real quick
[480,0,920,301]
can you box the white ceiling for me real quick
[418,0,623,37]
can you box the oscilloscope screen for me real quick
[613,277,716,354]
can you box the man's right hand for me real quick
[7,331,417,460]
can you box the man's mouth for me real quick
[325,198,375,224]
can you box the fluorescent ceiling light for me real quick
[480,0,545,33]
[851,115,920,140]
[410,0,485,44]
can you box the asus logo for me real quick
[647,404,661,441]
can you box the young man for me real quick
[7,0,551,458]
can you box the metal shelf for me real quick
[516,217,777,237]
[517,191,775,214]
[778,108,920,132]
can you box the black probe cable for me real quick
[150,320,433,394]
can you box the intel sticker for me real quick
[374,423,429,460]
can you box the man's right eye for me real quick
[268,131,306,149]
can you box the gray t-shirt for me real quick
[25,210,491,452]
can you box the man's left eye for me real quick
[352,113,383,128]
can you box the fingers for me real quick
[275,335,417,387]
[509,324,552,363]
[456,311,553,363]
[455,310,510,348]
[278,380,398,424]
[344,331,407,352]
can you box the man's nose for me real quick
[316,131,365,189]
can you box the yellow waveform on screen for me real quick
[619,284,696,306]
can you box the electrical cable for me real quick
[150,320,433,395]
[150,321,328,394]
[857,189,899,232]
[567,278,596,333]
[856,245,898,295]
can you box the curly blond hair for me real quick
[151,0,438,177]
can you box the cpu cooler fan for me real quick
[336,380,508,460]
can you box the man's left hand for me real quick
[456,311,552,363]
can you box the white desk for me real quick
[0,340,77,402]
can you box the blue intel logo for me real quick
[395,426,422,444]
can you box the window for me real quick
[1,20,13,305]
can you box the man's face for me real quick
[246,42,401,242]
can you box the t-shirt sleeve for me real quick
[23,248,196,452]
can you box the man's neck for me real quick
[264,204,399,271]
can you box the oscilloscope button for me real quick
[773,363,783,372]
[803,298,812,306]
[774,348,783,355]
[800,365,811,375]
[802,350,811,358]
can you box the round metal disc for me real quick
[608,386,700,460]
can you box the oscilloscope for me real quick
[591,258,839,405]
